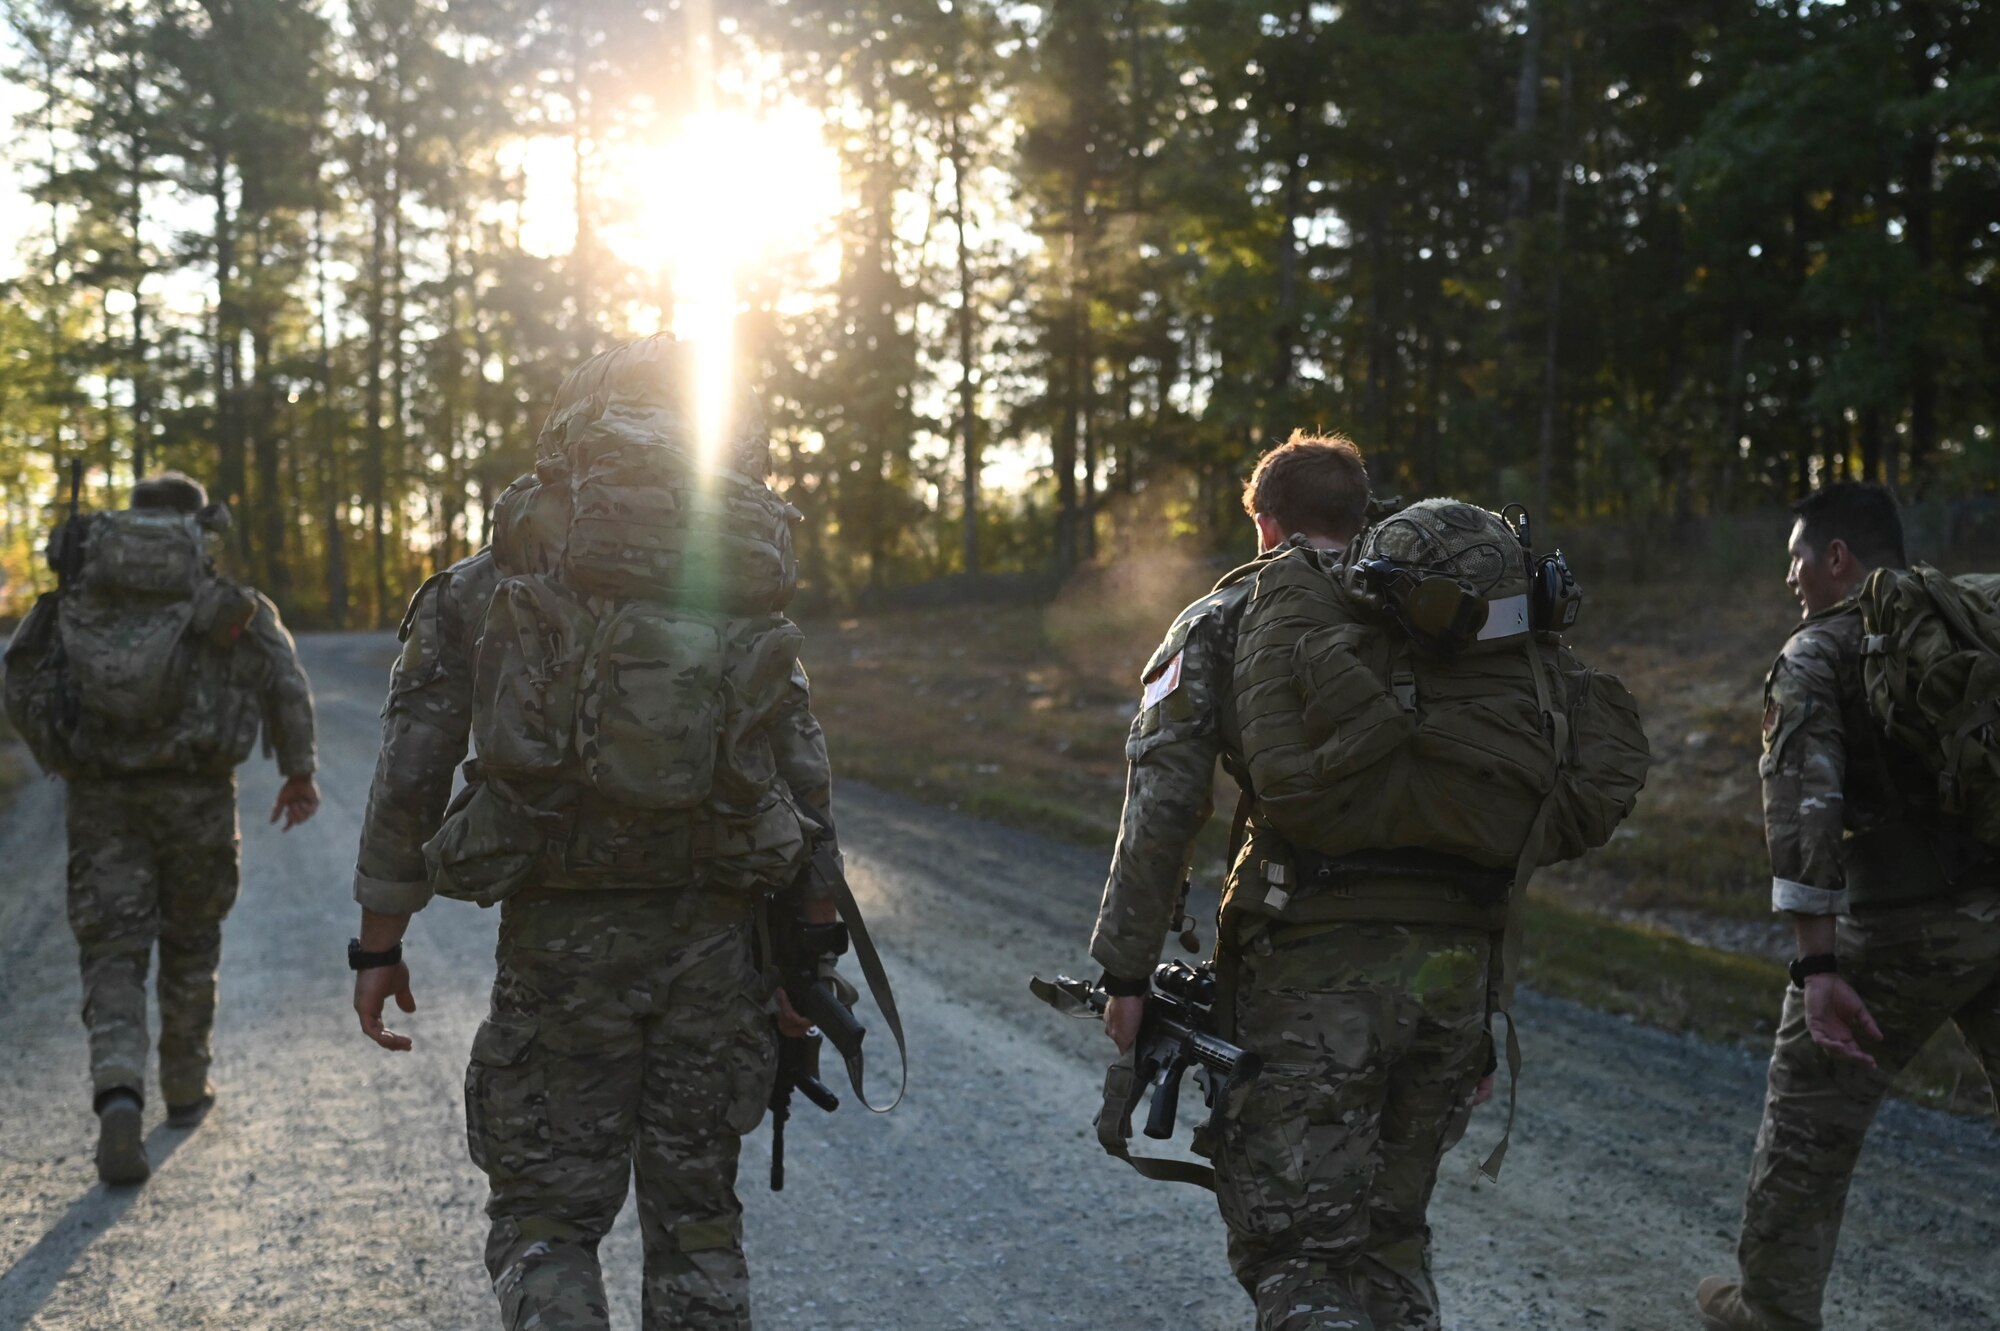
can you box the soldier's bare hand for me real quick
[356,962,417,1051]
[1803,973,1883,1068]
[1471,1074,1495,1107]
[774,987,815,1039]
[271,774,321,830]
[1104,994,1145,1053]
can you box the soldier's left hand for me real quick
[1803,973,1884,1069]
[356,961,418,1051]
[272,774,321,829]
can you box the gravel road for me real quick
[1,631,1995,1331]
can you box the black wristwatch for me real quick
[1101,970,1149,998]
[348,938,404,972]
[1787,952,1838,990]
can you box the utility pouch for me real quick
[426,778,571,907]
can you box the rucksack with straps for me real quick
[1224,499,1648,1180]
[425,338,813,906]
[4,508,263,778]
[1859,564,2000,849]
[1232,500,1647,899]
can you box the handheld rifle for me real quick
[1030,959,1261,1187]
[761,808,906,1191]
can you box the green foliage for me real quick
[1,0,1995,620]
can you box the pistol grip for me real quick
[1143,1056,1186,1141]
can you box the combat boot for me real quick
[1695,1276,1786,1331]
[94,1090,150,1186]
[166,1093,214,1128]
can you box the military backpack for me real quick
[425,337,814,905]
[1858,564,2000,850]
[4,507,264,779]
[1229,499,1649,925]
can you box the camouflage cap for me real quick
[537,334,771,477]
[1357,498,1530,600]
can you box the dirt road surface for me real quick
[2,631,1995,1330]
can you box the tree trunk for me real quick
[1271,94,1307,401]
[123,43,150,482]
[366,128,390,628]
[212,146,249,565]
[1499,0,1541,426]
[313,202,347,629]
[948,113,980,581]
[1535,26,1573,523]
[1902,4,1939,490]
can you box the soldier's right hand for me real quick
[1104,994,1145,1053]
[1802,973,1883,1069]
[356,962,418,1052]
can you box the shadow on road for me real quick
[0,1122,195,1328]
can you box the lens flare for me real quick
[603,103,842,471]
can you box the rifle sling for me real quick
[1095,1049,1217,1192]
[828,865,908,1115]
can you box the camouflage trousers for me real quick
[466,888,778,1331]
[64,772,240,1108]
[1213,919,1491,1331]
[1733,883,2000,1331]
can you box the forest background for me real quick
[1,0,1997,624]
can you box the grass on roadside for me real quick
[1524,898,1992,1117]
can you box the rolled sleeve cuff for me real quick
[354,869,433,915]
[1772,876,1848,916]
[1089,932,1164,990]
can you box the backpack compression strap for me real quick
[1480,634,1571,1182]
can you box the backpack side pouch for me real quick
[472,576,596,779]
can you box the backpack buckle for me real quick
[1391,671,1418,712]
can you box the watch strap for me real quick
[348,938,404,972]
[1787,952,1838,989]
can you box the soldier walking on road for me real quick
[350,336,855,1331]
[1697,484,2000,1331]
[3,470,320,1186]
[1085,433,1645,1330]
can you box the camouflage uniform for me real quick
[1722,594,2000,1331]
[67,592,316,1108]
[355,547,833,1331]
[1090,543,1490,1331]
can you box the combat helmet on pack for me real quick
[424,335,815,906]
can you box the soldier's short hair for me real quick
[1241,431,1370,541]
[130,471,208,515]
[1792,482,1905,570]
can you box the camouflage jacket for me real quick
[351,549,835,915]
[352,549,503,914]
[1760,593,1935,915]
[1089,551,1291,985]
[247,592,318,778]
